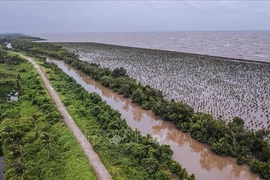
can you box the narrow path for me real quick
[20,54,112,180]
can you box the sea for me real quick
[35,31,270,63]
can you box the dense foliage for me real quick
[0,47,21,103]
[41,60,195,179]
[0,50,24,65]
[0,50,97,179]
[64,51,270,179]
[4,36,270,179]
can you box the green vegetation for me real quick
[1,35,195,179]
[61,42,270,131]
[3,35,270,179]
[63,48,270,179]
[0,46,97,179]
[0,45,21,103]
[0,64,17,104]
[40,58,194,179]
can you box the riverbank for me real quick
[40,56,195,179]
[60,42,270,130]
[54,49,270,179]
[47,58,260,180]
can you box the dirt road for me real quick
[20,54,112,180]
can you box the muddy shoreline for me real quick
[52,42,270,65]
[59,42,270,130]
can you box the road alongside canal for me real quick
[20,54,112,180]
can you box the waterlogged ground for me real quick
[60,43,270,130]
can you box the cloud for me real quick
[0,1,269,33]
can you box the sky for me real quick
[0,1,270,33]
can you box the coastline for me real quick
[6,36,269,179]
[49,41,270,65]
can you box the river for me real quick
[47,58,260,180]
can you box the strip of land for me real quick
[20,54,112,180]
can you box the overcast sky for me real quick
[0,1,270,33]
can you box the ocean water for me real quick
[35,31,270,62]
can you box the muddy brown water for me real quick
[48,58,261,180]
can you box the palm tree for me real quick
[11,160,27,180]
[9,144,24,162]
[2,126,24,145]
[40,132,52,159]
[9,144,28,180]
[30,117,39,137]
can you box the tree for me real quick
[120,84,130,98]
[131,88,144,104]
[91,106,102,117]
[112,67,127,78]
[154,170,173,180]
[100,76,113,87]
[40,132,52,159]
[232,117,244,126]
[210,137,233,156]
[260,147,270,162]
[141,158,159,173]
